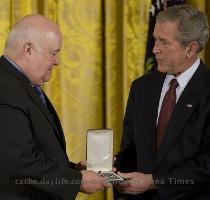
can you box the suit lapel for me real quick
[27,87,66,150]
[44,94,66,149]
[138,72,166,172]
[153,62,208,171]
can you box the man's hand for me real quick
[115,172,156,195]
[80,170,111,194]
[112,156,117,172]
[75,160,87,170]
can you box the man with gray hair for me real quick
[114,4,210,199]
[0,14,110,200]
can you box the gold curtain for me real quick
[0,1,209,200]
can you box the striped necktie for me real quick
[34,86,46,105]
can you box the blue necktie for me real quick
[34,86,46,105]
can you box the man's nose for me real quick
[54,57,59,65]
[152,42,159,54]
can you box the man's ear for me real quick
[24,43,33,57]
[186,42,199,59]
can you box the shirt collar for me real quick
[3,55,24,73]
[3,55,36,88]
[165,57,200,88]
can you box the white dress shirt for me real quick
[157,57,200,123]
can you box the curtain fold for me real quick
[44,1,105,199]
[0,1,209,200]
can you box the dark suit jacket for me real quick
[115,60,210,200]
[0,56,82,200]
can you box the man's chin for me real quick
[44,75,51,82]
[157,65,169,73]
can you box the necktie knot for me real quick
[169,78,178,89]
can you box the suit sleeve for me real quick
[0,88,82,200]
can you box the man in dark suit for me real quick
[0,14,110,200]
[114,5,210,200]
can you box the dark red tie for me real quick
[156,78,178,150]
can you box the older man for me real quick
[0,14,110,200]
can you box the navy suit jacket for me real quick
[0,56,82,200]
[115,60,210,200]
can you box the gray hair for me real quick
[4,22,43,55]
[156,4,209,53]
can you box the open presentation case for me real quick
[86,129,124,183]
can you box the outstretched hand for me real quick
[80,170,111,194]
[115,172,155,195]
[75,160,87,171]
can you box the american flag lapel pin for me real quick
[187,104,192,108]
